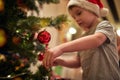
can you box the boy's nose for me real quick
[74,16,80,22]
[75,18,81,23]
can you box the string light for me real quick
[68,27,77,34]
[116,29,120,36]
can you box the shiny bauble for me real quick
[12,36,21,45]
[37,30,51,44]
[13,77,22,80]
[0,0,4,12]
[0,54,6,61]
[0,29,7,47]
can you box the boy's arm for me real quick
[43,32,107,68]
[53,55,81,68]
[59,32,107,53]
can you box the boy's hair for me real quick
[67,0,109,17]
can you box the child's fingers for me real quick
[42,50,49,68]
[46,51,53,67]
[53,61,58,66]
[43,50,54,69]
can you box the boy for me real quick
[43,0,120,80]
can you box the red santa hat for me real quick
[67,0,109,17]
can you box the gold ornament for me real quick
[13,77,22,80]
[12,36,21,45]
[39,18,50,27]
[15,66,20,71]
[0,54,6,61]
[0,0,4,12]
[0,29,7,47]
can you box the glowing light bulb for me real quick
[69,27,77,34]
[117,29,120,36]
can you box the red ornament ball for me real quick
[37,30,51,44]
[38,53,44,61]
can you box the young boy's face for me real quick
[69,6,98,31]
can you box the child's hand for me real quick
[53,58,64,66]
[42,49,54,69]
[42,47,63,69]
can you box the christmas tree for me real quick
[0,0,67,80]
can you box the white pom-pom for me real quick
[100,8,109,17]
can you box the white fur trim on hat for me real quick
[67,0,108,17]
[100,8,109,17]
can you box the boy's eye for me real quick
[76,12,81,16]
